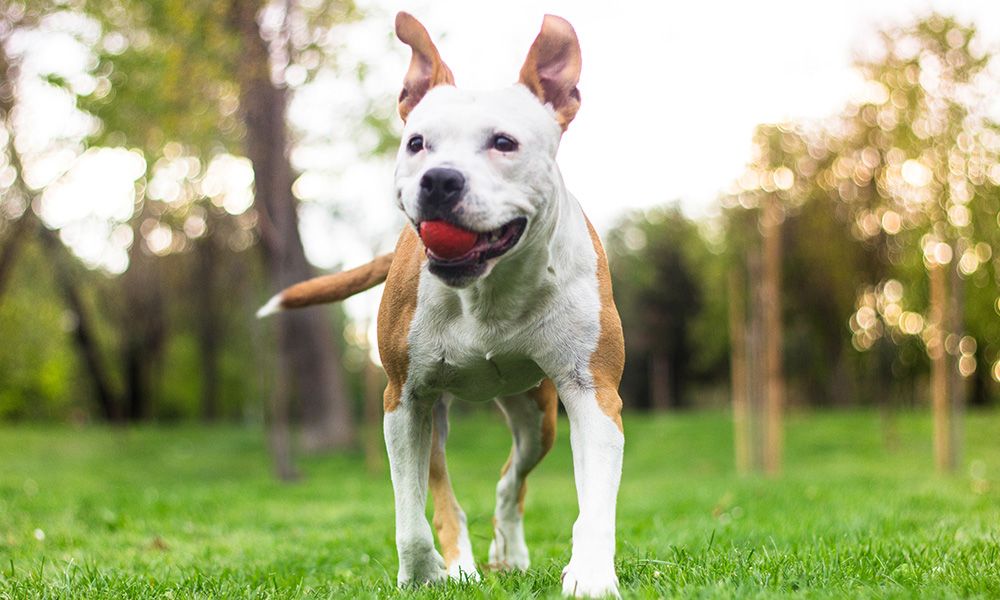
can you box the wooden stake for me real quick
[746,247,766,471]
[761,195,784,475]
[929,261,953,472]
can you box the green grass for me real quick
[1,410,998,598]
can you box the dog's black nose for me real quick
[419,167,465,209]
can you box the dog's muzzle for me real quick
[413,166,528,286]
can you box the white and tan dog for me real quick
[259,12,625,598]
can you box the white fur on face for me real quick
[394,85,563,239]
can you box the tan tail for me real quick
[256,253,395,318]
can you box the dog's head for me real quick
[392,13,582,287]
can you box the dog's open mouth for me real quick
[418,217,527,279]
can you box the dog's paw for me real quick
[486,537,530,571]
[446,559,481,582]
[486,520,530,571]
[396,546,448,587]
[560,562,620,598]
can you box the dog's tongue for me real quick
[418,220,478,260]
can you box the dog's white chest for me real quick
[408,312,547,402]
[434,351,545,402]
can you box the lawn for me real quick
[1,410,998,599]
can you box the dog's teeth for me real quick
[489,231,501,242]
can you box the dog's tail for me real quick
[256,253,395,318]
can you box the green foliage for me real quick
[780,189,890,405]
[1,411,999,597]
[607,206,729,408]
[79,0,241,157]
[0,244,77,419]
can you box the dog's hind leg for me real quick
[488,378,558,571]
[429,397,480,581]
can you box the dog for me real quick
[258,13,625,598]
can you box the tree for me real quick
[74,0,381,467]
[230,0,355,453]
[0,0,399,478]
[722,14,1000,470]
[725,125,794,475]
[821,15,999,471]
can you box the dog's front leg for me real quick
[557,381,624,598]
[384,390,447,586]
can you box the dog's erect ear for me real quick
[395,12,455,122]
[518,15,582,131]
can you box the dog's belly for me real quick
[429,353,546,402]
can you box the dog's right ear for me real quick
[518,15,582,131]
[395,12,454,122]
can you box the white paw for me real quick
[446,559,481,582]
[487,538,530,571]
[561,561,620,598]
[487,522,530,571]
[397,545,447,587]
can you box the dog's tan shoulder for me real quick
[377,226,425,412]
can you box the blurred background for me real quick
[2,0,999,479]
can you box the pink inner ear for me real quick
[538,51,578,100]
[395,12,454,120]
[519,15,582,129]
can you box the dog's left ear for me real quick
[396,12,455,122]
[518,15,582,131]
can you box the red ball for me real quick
[419,220,479,259]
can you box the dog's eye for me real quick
[407,135,424,154]
[491,134,518,153]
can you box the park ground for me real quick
[1,410,999,599]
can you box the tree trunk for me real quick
[746,247,766,471]
[761,195,784,475]
[929,261,954,472]
[268,332,300,481]
[728,265,750,474]
[649,353,673,411]
[121,219,166,421]
[828,349,852,407]
[232,0,355,454]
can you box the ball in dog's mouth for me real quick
[418,217,528,282]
